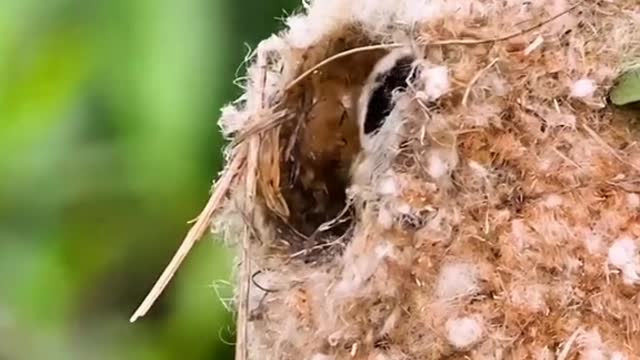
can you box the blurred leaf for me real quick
[11,241,73,328]
[0,26,92,148]
[610,67,640,106]
[95,0,225,204]
[165,238,234,357]
[0,0,298,359]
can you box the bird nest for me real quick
[133,0,640,359]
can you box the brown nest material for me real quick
[133,0,640,359]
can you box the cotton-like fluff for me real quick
[435,262,479,299]
[445,316,484,349]
[416,64,449,101]
[570,78,597,98]
[608,237,640,285]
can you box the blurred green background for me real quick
[0,0,296,359]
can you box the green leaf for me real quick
[610,67,640,106]
[0,24,93,157]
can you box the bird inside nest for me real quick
[279,46,418,248]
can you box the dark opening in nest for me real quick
[271,33,391,256]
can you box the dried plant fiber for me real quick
[209,0,640,359]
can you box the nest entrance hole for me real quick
[273,34,390,255]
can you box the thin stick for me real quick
[230,109,289,147]
[429,1,583,47]
[284,43,404,91]
[462,58,499,107]
[129,152,244,323]
[233,41,272,360]
[288,238,345,259]
[236,136,259,360]
[235,228,252,360]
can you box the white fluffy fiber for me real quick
[445,316,484,349]
[570,78,597,98]
[435,262,479,299]
[608,237,640,285]
[417,65,449,102]
[286,0,444,48]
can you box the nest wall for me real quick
[214,0,640,359]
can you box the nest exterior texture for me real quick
[214,0,640,359]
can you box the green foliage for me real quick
[0,0,297,359]
[611,67,640,106]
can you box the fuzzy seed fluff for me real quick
[445,316,484,349]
